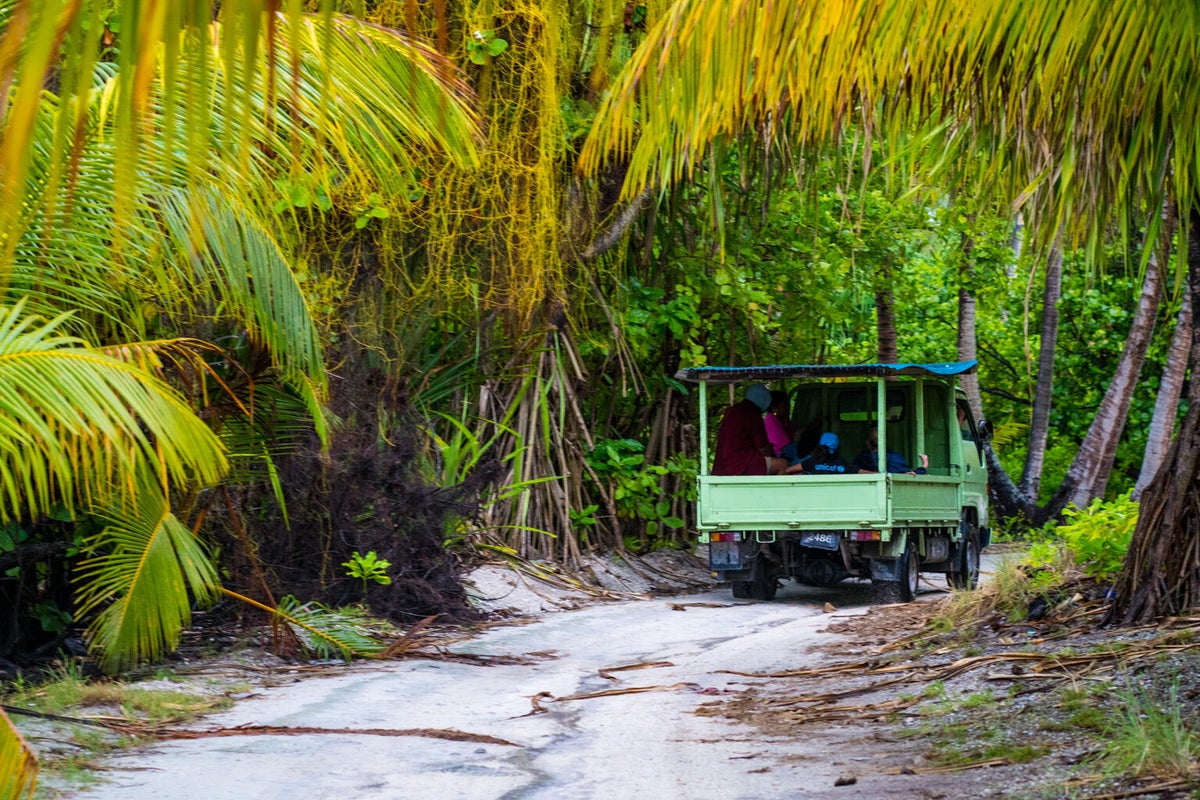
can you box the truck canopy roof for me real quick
[674,360,977,384]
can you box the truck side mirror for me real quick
[977,419,993,441]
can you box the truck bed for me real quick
[696,473,962,533]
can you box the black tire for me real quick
[730,581,752,599]
[896,540,919,602]
[948,521,981,590]
[748,555,778,601]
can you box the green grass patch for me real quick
[6,672,229,723]
[1094,682,1198,780]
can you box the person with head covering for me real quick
[712,382,785,475]
[852,428,928,474]
[796,432,868,474]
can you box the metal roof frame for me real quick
[674,360,977,384]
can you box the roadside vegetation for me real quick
[876,499,1198,796]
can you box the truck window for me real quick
[957,400,977,443]
[836,389,906,423]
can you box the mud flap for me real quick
[869,557,902,582]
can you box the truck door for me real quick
[955,397,988,527]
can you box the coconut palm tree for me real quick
[582,0,1200,621]
[4,1,482,786]
[0,2,480,788]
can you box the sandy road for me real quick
[64,569,996,800]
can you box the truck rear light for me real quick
[710,532,742,542]
[851,530,881,541]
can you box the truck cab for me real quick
[677,361,991,601]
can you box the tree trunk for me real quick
[1135,273,1192,499]
[1041,248,1163,523]
[957,234,984,420]
[876,263,899,363]
[1108,209,1200,625]
[984,444,1037,523]
[1019,239,1063,500]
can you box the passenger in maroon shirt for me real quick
[712,383,777,475]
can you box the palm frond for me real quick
[222,589,386,661]
[581,0,1200,254]
[155,187,327,397]
[0,302,228,523]
[75,480,220,674]
[3,4,480,280]
[0,708,37,800]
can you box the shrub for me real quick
[1054,492,1138,583]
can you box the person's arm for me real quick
[752,414,773,457]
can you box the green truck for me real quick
[676,361,991,602]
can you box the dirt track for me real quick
[54,560,1019,800]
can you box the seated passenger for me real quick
[796,432,868,474]
[712,383,787,475]
[764,390,802,465]
[852,428,928,474]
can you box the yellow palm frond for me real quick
[0,301,227,523]
[582,0,1200,251]
[75,478,220,674]
[0,708,37,800]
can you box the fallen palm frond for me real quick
[157,724,517,747]
[598,661,675,681]
[1064,779,1193,800]
[1,702,517,748]
[1,704,150,735]
[885,757,1012,774]
[552,683,700,702]
[379,615,439,658]
[220,589,385,661]
[0,707,37,800]
[511,690,556,719]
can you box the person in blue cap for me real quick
[797,432,868,474]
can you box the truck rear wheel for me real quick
[730,581,752,599]
[949,522,981,590]
[748,555,778,601]
[897,541,919,602]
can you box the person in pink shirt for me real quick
[763,390,797,460]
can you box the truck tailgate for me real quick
[697,474,888,530]
[889,475,962,526]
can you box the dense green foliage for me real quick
[0,0,1188,688]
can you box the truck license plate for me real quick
[800,531,840,551]
[709,541,743,570]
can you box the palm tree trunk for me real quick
[1019,239,1063,500]
[876,260,899,362]
[1134,273,1192,499]
[984,444,1036,522]
[1041,250,1163,522]
[1108,209,1200,624]
[957,234,983,420]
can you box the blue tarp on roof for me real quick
[674,360,977,383]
